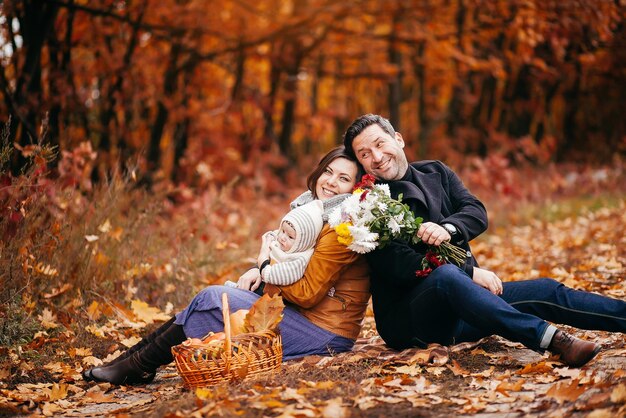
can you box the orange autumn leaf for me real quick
[46,383,68,402]
[130,300,171,324]
[244,293,284,333]
[229,309,249,335]
[446,360,470,376]
[546,379,586,404]
[38,308,59,330]
[495,379,525,396]
[516,361,553,375]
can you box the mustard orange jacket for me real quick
[265,224,370,340]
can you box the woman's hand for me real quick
[417,222,451,246]
[237,268,262,292]
[472,267,503,295]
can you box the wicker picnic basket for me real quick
[172,293,283,388]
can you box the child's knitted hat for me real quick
[281,200,324,253]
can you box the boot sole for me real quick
[83,367,156,385]
[568,344,602,368]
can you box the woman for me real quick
[83,146,370,385]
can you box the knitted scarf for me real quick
[290,191,350,222]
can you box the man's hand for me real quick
[237,268,262,291]
[417,222,451,246]
[472,267,503,295]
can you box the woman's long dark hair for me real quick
[306,146,363,198]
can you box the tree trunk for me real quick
[387,14,403,132]
[413,42,427,159]
[9,0,59,174]
[172,66,194,183]
[148,44,181,170]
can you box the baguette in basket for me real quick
[172,293,284,388]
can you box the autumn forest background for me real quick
[1,0,625,416]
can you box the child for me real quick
[226,200,325,294]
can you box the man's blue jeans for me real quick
[408,264,626,351]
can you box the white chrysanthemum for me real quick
[387,216,401,234]
[347,225,379,254]
[376,184,391,196]
[349,240,379,254]
[349,225,378,243]
[342,194,362,219]
[327,207,342,227]
[357,208,375,226]
[377,201,388,212]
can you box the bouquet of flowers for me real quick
[328,174,468,275]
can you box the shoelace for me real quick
[555,332,574,349]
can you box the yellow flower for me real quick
[335,222,352,237]
[352,188,364,195]
[334,222,354,245]
[338,235,353,246]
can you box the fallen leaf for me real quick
[38,308,59,329]
[43,283,70,298]
[110,227,124,241]
[195,387,213,400]
[130,300,171,324]
[43,362,65,374]
[546,379,586,404]
[610,383,626,403]
[41,402,62,416]
[516,361,553,375]
[98,219,111,233]
[554,367,581,379]
[302,380,336,390]
[86,301,102,321]
[320,397,348,418]
[84,234,99,242]
[586,409,617,418]
[69,347,93,358]
[120,335,142,348]
[495,379,524,396]
[82,356,103,367]
[447,360,470,376]
[83,390,116,404]
[229,309,249,335]
[244,293,284,333]
[356,396,404,410]
[47,383,68,401]
[394,363,422,376]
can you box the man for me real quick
[343,113,626,367]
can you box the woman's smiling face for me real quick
[315,157,358,200]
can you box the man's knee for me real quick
[534,277,562,290]
[430,264,470,289]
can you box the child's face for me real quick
[277,221,296,251]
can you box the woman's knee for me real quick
[195,285,227,305]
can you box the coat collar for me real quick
[386,165,442,221]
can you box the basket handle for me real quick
[221,293,232,365]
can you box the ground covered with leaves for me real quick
[1,201,625,417]
[1,151,625,417]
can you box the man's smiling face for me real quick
[352,124,409,181]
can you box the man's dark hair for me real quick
[343,114,396,157]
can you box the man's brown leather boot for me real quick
[548,330,601,367]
